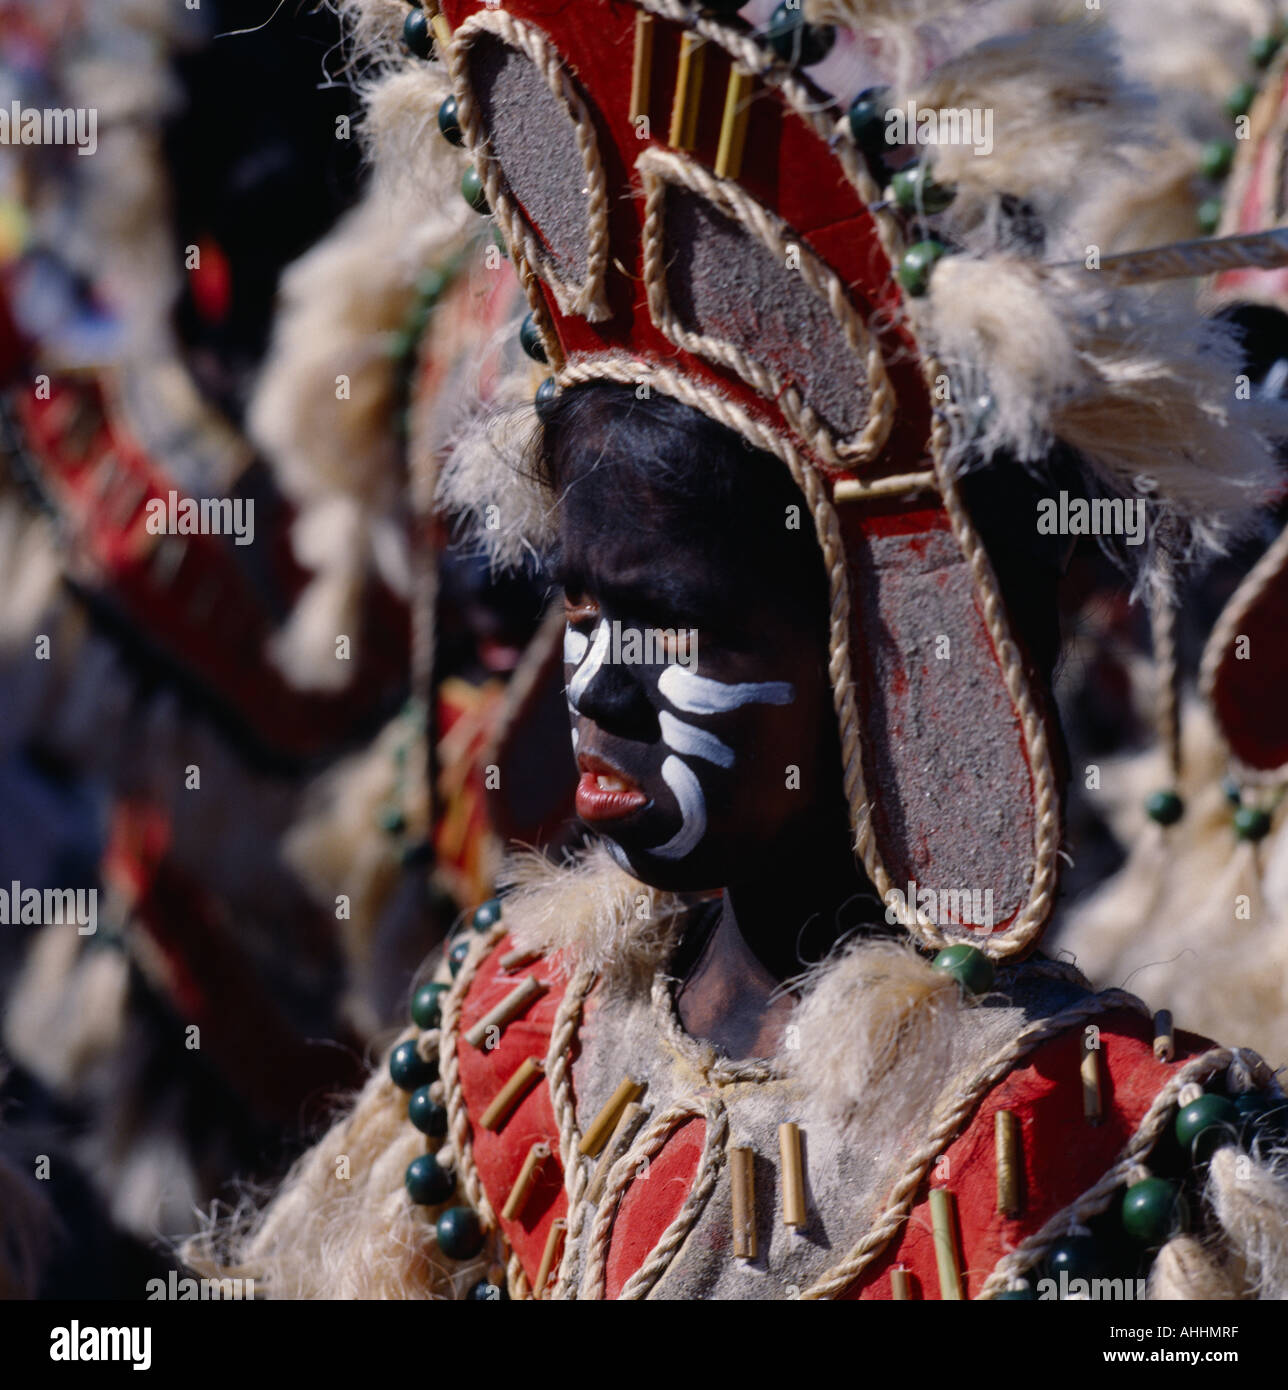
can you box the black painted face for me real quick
[557,461,841,893]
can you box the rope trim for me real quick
[637,146,894,469]
[798,988,1151,1298]
[448,10,611,323]
[581,1093,728,1299]
[1198,516,1288,785]
[976,1047,1240,1299]
[651,972,778,1084]
[545,964,597,1300]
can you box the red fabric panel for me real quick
[604,1114,705,1300]
[457,934,573,1285]
[1208,576,1288,773]
[849,1011,1212,1298]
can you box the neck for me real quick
[675,808,871,1058]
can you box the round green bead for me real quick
[472,897,502,931]
[403,9,433,60]
[448,937,472,977]
[467,1278,510,1301]
[848,86,891,152]
[1199,140,1235,181]
[1121,1177,1180,1245]
[1251,34,1282,68]
[931,943,995,995]
[409,1085,449,1137]
[1233,805,1272,841]
[1046,1235,1108,1283]
[518,313,547,364]
[461,165,490,215]
[437,94,464,146]
[1145,789,1184,826]
[1175,1093,1238,1162]
[891,162,956,215]
[400,839,433,869]
[535,376,558,406]
[897,239,949,297]
[1227,81,1257,119]
[390,1040,438,1091]
[1235,1089,1288,1145]
[379,806,407,836]
[766,4,835,66]
[1197,199,1223,236]
[437,1205,485,1260]
[405,1154,454,1205]
[416,266,448,303]
[410,981,448,1030]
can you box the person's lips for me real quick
[575,753,648,822]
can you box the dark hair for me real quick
[534,383,832,632]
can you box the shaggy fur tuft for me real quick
[1206,1144,1288,1299]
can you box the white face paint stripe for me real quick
[657,665,795,715]
[566,619,609,710]
[649,754,707,860]
[563,625,589,666]
[658,711,734,768]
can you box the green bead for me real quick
[461,165,490,215]
[409,1085,449,1137]
[766,4,836,66]
[518,313,547,364]
[1145,789,1184,826]
[891,162,956,215]
[1175,1093,1239,1162]
[403,9,433,60]
[931,943,995,995]
[1227,81,1257,119]
[995,1284,1036,1300]
[1222,777,1243,807]
[1199,140,1235,181]
[390,1040,438,1091]
[436,1205,484,1259]
[897,239,948,297]
[1252,34,1282,68]
[448,937,471,977]
[847,86,891,153]
[400,839,434,869]
[410,981,448,1030]
[472,897,502,931]
[1197,199,1223,236]
[1121,1177,1180,1245]
[467,1278,509,1300]
[379,806,407,836]
[535,376,558,406]
[1046,1235,1108,1283]
[405,1154,454,1205]
[1233,805,1272,841]
[416,266,448,302]
[1235,1090,1288,1144]
[437,94,464,146]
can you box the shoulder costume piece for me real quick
[188,0,1288,1299]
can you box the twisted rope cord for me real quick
[1198,517,1288,786]
[581,1094,728,1300]
[650,972,778,1084]
[976,1047,1238,1298]
[448,10,611,323]
[637,146,895,468]
[798,988,1150,1299]
[541,964,597,1301]
[1051,228,1288,287]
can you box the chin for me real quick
[597,833,729,895]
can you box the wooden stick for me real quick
[890,1266,911,1300]
[668,31,706,151]
[929,1188,963,1300]
[586,1101,648,1204]
[501,1142,550,1221]
[730,1146,757,1258]
[832,470,938,504]
[1081,1034,1103,1124]
[498,946,542,972]
[1048,226,1288,286]
[579,1077,645,1157]
[464,975,546,1049]
[995,1109,1021,1217]
[778,1122,807,1227]
[534,1218,567,1300]
[430,13,452,52]
[630,11,654,126]
[715,66,753,180]
[1153,1009,1175,1063]
[479,1056,544,1132]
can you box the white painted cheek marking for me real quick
[658,712,733,768]
[649,755,707,860]
[566,618,609,711]
[657,665,795,715]
[563,625,589,666]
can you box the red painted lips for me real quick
[575,753,648,822]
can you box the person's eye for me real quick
[563,588,600,623]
